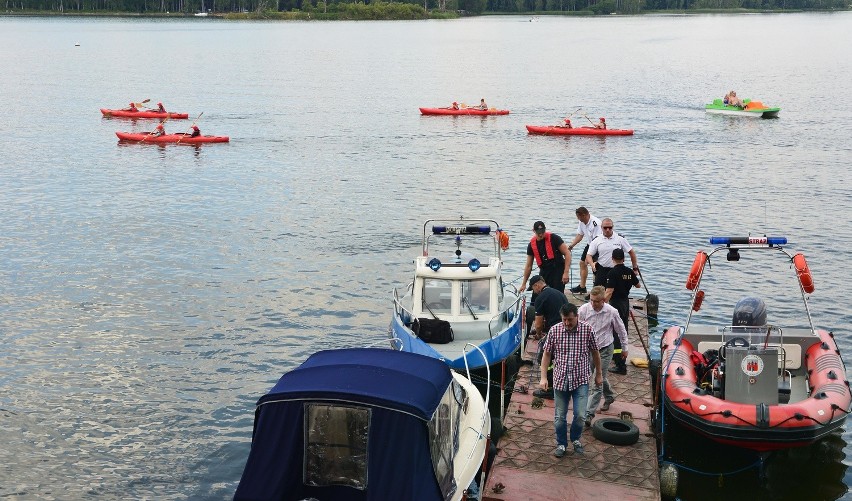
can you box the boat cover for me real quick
[234,348,453,501]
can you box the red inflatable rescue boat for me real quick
[658,236,851,452]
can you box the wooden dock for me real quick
[482,298,660,501]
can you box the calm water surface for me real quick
[1,13,851,500]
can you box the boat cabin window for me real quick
[461,279,491,313]
[428,381,465,500]
[303,403,369,490]
[422,278,453,314]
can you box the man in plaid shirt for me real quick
[539,302,602,457]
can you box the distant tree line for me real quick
[4,0,846,15]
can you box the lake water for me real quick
[1,12,851,500]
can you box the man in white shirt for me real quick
[585,218,639,289]
[567,206,602,295]
[578,286,628,426]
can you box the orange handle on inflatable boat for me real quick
[793,253,815,294]
[686,251,708,290]
[692,290,705,311]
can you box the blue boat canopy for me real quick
[234,348,458,501]
[258,347,453,420]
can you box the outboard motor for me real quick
[725,297,778,405]
[732,297,767,326]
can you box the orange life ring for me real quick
[496,230,510,251]
[793,253,815,294]
[692,290,705,311]
[686,251,708,290]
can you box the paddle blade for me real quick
[461,103,467,108]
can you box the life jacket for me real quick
[530,232,556,266]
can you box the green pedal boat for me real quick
[705,98,780,118]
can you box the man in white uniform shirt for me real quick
[567,206,602,295]
[578,286,629,426]
[585,218,639,289]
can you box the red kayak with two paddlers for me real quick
[102,109,190,119]
[525,125,634,136]
[115,131,230,144]
[419,107,510,116]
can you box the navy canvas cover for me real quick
[234,348,454,501]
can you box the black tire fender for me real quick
[592,418,640,446]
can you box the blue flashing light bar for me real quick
[468,259,481,272]
[709,236,787,246]
[432,225,492,235]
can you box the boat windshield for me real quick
[423,278,453,314]
[428,380,464,499]
[461,279,491,314]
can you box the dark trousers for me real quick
[610,296,629,369]
[592,265,612,288]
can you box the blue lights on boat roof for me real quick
[709,236,787,246]
[432,225,492,235]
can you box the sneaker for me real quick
[609,366,627,375]
[533,389,554,400]
[572,440,584,454]
[570,285,587,294]
[554,445,566,458]
[584,416,592,428]
[583,294,591,301]
[601,399,614,412]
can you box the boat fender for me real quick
[591,418,640,446]
[686,251,708,290]
[692,290,705,311]
[495,229,510,251]
[792,253,815,293]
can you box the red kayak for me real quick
[419,107,510,116]
[115,131,229,144]
[101,108,190,119]
[526,125,633,136]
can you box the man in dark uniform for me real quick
[605,248,640,374]
[528,275,569,398]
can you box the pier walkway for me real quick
[483,298,660,501]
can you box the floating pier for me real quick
[483,298,660,501]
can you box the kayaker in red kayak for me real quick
[593,117,607,130]
[477,98,488,110]
[125,102,138,112]
[190,125,201,138]
[156,102,166,113]
[561,118,573,128]
[153,124,166,137]
[451,101,460,110]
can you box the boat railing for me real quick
[462,343,490,455]
[421,217,502,261]
[486,293,524,340]
[685,237,817,333]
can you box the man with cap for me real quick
[585,217,639,289]
[520,220,572,295]
[528,275,568,399]
[605,248,640,375]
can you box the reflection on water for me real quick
[1,13,851,500]
[662,417,848,501]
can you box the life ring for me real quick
[495,229,510,251]
[793,253,815,294]
[591,418,640,446]
[686,251,708,290]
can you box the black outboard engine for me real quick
[732,297,767,326]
